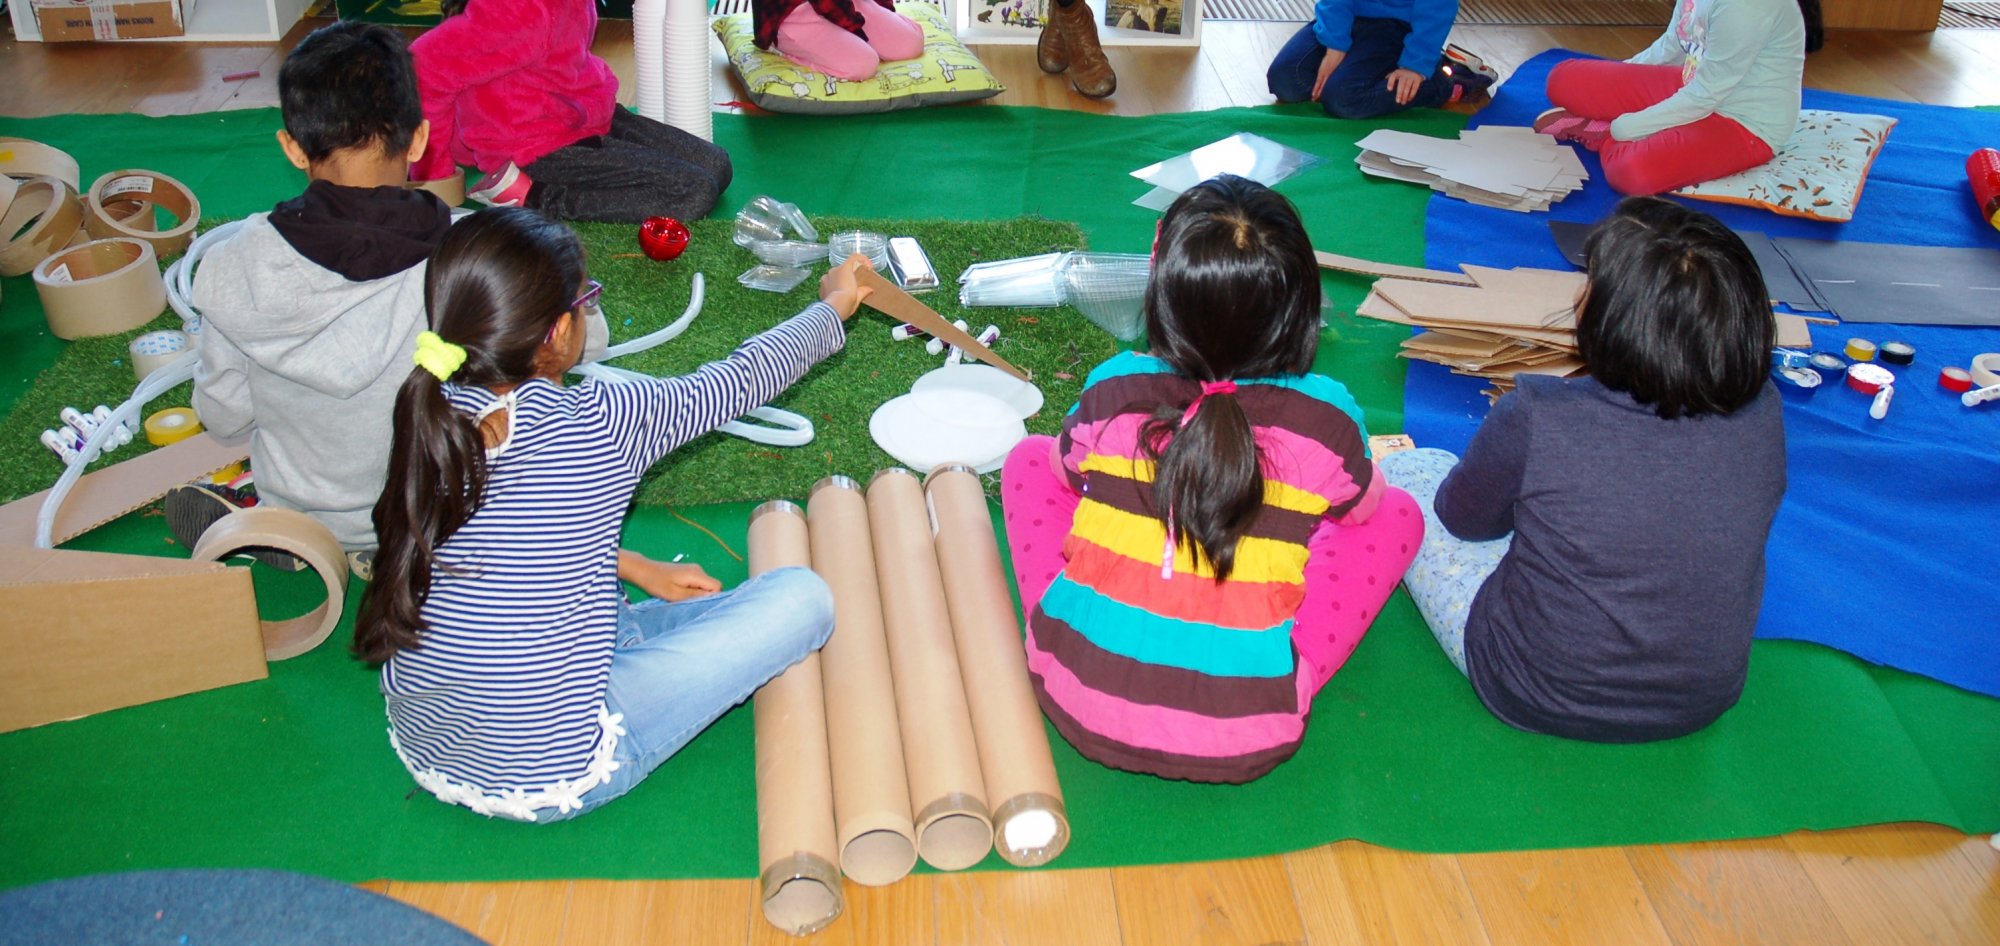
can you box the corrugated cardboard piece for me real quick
[32,0,185,42]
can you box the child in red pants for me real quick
[1536,0,1821,196]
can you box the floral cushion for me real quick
[713,2,1004,115]
[1672,109,1897,222]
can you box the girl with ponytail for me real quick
[358,207,871,821]
[998,176,1423,784]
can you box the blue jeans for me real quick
[540,566,835,821]
[1266,17,1454,119]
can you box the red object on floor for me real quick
[1544,59,1773,196]
[1969,148,2000,231]
[638,216,691,261]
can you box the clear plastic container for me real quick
[749,239,830,268]
[738,263,813,293]
[828,231,890,271]
[734,195,817,247]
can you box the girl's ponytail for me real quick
[1141,384,1262,580]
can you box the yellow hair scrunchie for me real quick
[412,331,468,381]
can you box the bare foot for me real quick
[618,550,722,602]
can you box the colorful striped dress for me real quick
[1027,352,1377,783]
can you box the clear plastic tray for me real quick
[737,263,813,293]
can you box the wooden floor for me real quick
[5,14,1999,945]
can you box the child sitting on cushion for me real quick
[410,0,733,222]
[1266,0,1497,119]
[753,0,925,83]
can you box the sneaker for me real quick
[1442,58,1497,104]
[468,163,532,208]
[1533,107,1611,149]
[1444,44,1501,85]
[165,481,304,570]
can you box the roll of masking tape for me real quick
[0,176,84,277]
[0,137,82,190]
[1844,338,1878,363]
[1880,341,1916,366]
[33,238,168,340]
[130,329,190,380]
[1846,363,1895,395]
[407,168,466,207]
[1972,353,2000,389]
[144,407,203,446]
[0,173,19,218]
[1940,366,1975,393]
[84,170,200,258]
[189,506,351,661]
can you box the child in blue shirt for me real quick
[1267,0,1494,119]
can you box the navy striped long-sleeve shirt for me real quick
[381,302,845,820]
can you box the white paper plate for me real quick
[869,389,1026,475]
[909,363,1045,419]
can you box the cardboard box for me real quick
[0,545,266,733]
[32,0,184,42]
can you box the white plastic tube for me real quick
[36,351,198,548]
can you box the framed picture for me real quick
[953,0,1200,46]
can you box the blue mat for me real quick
[1409,50,2000,699]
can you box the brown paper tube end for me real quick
[840,829,918,887]
[809,474,860,499]
[867,467,917,489]
[188,507,350,661]
[749,499,804,524]
[918,811,994,872]
[760,854,844,935]
[993,793,1070,868]
[922,463,978,488]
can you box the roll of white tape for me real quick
[84,169,200,258]
[32,238,168,340]
[0,137,82,190]
[188,506,351,661]
[129,329,189,381]
[1971,353,2000,389]
[0,176,84,277]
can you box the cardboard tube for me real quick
[84,169,200,258]
[0,176,84,277]
[747,500,844,936]
[805,476,918,886]
[32,238,168,340]
[0,137,82,190]
[188,506,349,660]
[864,468,994,871]
[408,168,466,207]
[925,464,1071,866]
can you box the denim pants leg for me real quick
[1266,22,1329,103]
[544,566,835,820]
[1379,448,1510,676]
[1320,16,1455,119]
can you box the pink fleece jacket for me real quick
[410,0,619,180]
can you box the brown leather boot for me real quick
[1037,2,1070,74]
[1048,0,1116,98]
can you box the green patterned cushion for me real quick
[713,2,1004,115]
[1672,109,1897,223]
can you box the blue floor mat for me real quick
[1409,49,2000,699]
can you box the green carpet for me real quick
[0,106,1995,889]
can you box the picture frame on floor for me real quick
[952,0,1202,46]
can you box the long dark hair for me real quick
[1137,175,1320,581]
[354,208,587,662]
[1576,196,1773,420]
[1798,0,1824,53]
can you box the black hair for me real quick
[277,21,424,164]
[355,208,587,662]
[1798,0,1824,54]
[440,0,469,17]
[1576,196,1774,420]
[1137,175,1321,581]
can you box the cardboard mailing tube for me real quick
[188,506,350,660]
[33,238,168,340]
[805,476,918,886]
[924,464,1072,866]
[864,468,994,871]
[746,500,844,936]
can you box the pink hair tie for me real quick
[1180,378,1239,426]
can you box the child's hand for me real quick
[1386,68,1422,105]
[618,551,723,602]
[1312,49,1347,101]
[820,254,876,321]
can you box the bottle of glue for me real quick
[1869,384,1894,421]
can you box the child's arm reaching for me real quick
[1433,391,1531,541]
[1610,0,1793,142]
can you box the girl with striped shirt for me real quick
[356,208,871,820]
[1000,176,1425,783]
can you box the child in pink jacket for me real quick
[411,0,732,222]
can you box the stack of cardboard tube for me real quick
[745,465,1070,936]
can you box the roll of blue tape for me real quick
[1808,352,1848,378]
[1772,366,1823,401]
[1771,348,1812,369]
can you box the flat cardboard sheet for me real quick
[1357,126,1586,212]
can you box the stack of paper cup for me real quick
[662,0,714,141]
[632,0,666,123]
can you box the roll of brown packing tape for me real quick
[747,501,845,936]
[408,168,467,207]
[84,169,200,258]
[0,173,19,218]
[0,137,81,190]
[806,476,919,887]
[925,464,1072,867]
[67,200,154,248]
[865,468,994,872]
[0,176,85,277]
[189,506,350,660]
[32,238,168,340]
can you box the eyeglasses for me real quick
[570,279,603,312]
